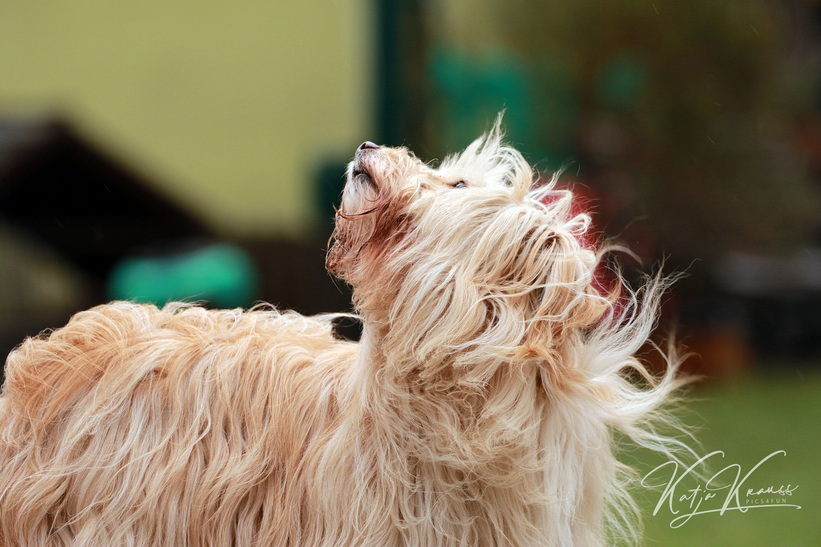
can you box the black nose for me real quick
[358,141,380,151]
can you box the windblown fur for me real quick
[0,122,689,546]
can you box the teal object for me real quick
[595,52,648,111]
[430,47,580,170]
[431,48,534,153]
[532,55,580,169]
[108,242,259,308]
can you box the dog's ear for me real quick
[512,226,612,354]
[526,282,609,345]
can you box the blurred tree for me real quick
[434,0,820,265]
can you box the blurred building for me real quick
[0,1,372,238]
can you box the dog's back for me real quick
[0,302,354,546]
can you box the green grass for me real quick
[633,367,821,546]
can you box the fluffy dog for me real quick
[0,123,688,546]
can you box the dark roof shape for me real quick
[0,118,213,279]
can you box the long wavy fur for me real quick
[0,120,691,546]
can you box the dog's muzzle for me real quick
[352,141,381,188]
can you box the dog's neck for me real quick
[352,317,547,467]
[336,317,607,545]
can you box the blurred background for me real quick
[0,1,819,543]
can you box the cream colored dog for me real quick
[0,123,688,546]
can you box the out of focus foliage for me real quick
[429,0,820,264]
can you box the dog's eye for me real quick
[452,180,467,188]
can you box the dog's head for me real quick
[328,122,610,363]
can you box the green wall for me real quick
[0,1,372,237]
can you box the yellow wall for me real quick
[0,1,372,237]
